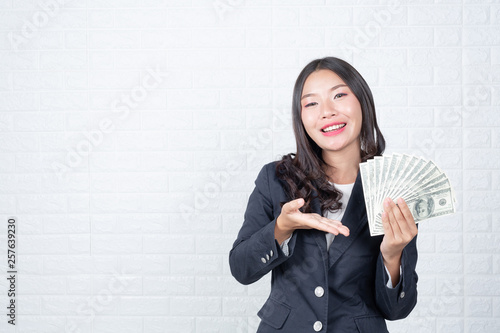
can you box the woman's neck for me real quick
[322,147,361,184]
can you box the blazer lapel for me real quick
[310,193,329,262]
[327,171,368,268]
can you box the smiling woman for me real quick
[279,57,385,215]
[300,70,363,165]
[229,57,419,332]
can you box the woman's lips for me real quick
[321,123,346,136]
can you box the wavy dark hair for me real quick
[276,57,385,214]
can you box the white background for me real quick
[0,0,499,332]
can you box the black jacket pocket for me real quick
[257,297,291,329]
[354,315,389,333]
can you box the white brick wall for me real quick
[0,0,499,332]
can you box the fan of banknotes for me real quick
[359,154,456,236]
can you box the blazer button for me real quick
[400,291,405,299]
[261,257,267,263]
[269,250,274,257]
[314,286,324,298]
[313,321,323,331]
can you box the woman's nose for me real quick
[321,102,337,118]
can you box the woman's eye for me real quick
[334,93,346,99]
[304,102,317,108]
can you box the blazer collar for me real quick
[311,172,368,268]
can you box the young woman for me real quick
[229,57,418,332]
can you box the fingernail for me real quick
[397,198,404,204]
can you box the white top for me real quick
[324,182,355,250]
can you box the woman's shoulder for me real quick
[256,160,279,181]
[254,155,293,185]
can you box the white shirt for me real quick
[324,182,354,250]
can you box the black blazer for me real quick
[229,162,418,332]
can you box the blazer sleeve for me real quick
[229,163,296,285]
[374,235,418,320]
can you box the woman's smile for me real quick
[321,122,347,135]
[300,69,363,155]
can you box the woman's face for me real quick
[300,69,363,157]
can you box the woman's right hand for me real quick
[274,198,350,244]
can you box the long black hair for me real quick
[276,57,385,213]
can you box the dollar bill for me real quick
[360,154,457,236]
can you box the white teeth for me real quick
[322,123,346,132]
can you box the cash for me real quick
[359,154,456,236]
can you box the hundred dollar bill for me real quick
[374,179,455,225]
[406,186,456,222]
[360,154,456,236]
[359,160,373,228]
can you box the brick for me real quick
[436,319,464,333]
[67,276,92,294]
[464,234,500,254]
[465,276,500,296]
[119,296,170,315]
[464,6,490,25]
[92,235,142,255]
[196,234,235,254]
[88,30,142,49]
[300,6,352,26]
[10,316,66,332]
[218,7,272,28]
[92,275,142,296]
[463,213,492,232]
[144,317,195,333]
[246,28,273,48]
[409,128,462,149]
[273,6,299,26]
[409,6,462,25]
[0,92,38,111]
[463,48,490,65]
[144,276,194,296]
[464,27,500,46]
[417,254,463,274]
[379,66,433,85]
[144,235,195,254]
[92,317,143,333]
[465,319,500,333]
[43,214,90,234]
[435,27,462,47]
[466,297,493,317]
[170,296,221,316]
[435,233,463,253]
[170,255,222,276]
[0,51,38,70]
[21,276,66,295]
[191,28,246,48]
[196,317,250,333]
[197,276,247,296]
[410,48,461,67]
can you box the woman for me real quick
[229,57,418,332]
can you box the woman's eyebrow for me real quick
[301,84,348,100]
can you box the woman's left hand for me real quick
[380,197,418,285]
